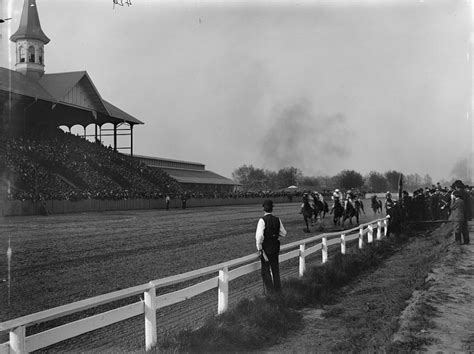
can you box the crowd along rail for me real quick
[0,216,389,353]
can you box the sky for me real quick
[0,0,472,182]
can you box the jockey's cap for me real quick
[335,189,340,192]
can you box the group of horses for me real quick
[301,194,366,232]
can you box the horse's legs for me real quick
[304,216,310,232]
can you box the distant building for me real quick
[134,155,239,193]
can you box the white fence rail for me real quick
[0,216,389,353]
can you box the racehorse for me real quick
[313,199,329,220]
[330,199,344,226]
[301,196,315,233]
[371,196,383,215]
[342,200,360,228]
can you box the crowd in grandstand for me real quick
[0,130,181,202]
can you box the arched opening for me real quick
[19,46,26,63]
[58,125,71,134]
[100,122,115,150]
[38,48,43,65]
[28,46,35,63]
[69,124,86,139]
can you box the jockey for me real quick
[330,189,343,214]
[300,192,315,213]
[332,189,343,202]
[345,190,356,209]
[314,191,324,203]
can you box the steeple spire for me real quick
[9,0,50,79]
[10,0,50,44]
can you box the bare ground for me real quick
[266,222,467,353]
[392,222,474,352]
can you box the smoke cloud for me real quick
[450,156,472,184]
[259,99,351,175]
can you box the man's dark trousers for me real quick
[260,252,281,293]
[462,220,470,244]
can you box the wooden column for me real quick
[113,124,117,152]
[130,124,134,156]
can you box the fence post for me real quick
[377,221,382,240]
[340,234,346,255]
[322,236,328,263]
[359,226,363,249]
[144,286,157,351]
[10,326,26,354]
[368,225,374,243]
[218,266,229,314]
[299,244,306,277]
[384,216,389,236]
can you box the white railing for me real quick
[0,216,389,353]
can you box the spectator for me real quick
[449,190,467,245]
[255,199,287,294]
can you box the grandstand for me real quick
[0,0,238,211]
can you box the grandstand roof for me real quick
[0,67,53,101]
[134,154,238,186]
[0,67,143,126]
[159,167,238,186]
[134,154,205,171]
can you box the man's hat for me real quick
[262,199,273,209]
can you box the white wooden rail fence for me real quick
[0,216,389,353]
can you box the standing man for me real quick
[452,180,471,244]
[181,192,187,209]
[385,192,394,215]
[165,194,170,210]
[449,190,466,245]
[255,199,287,294]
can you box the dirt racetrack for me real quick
[0,200,376,351]
[3,201,469,352]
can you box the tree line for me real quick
[232,165,448,192]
